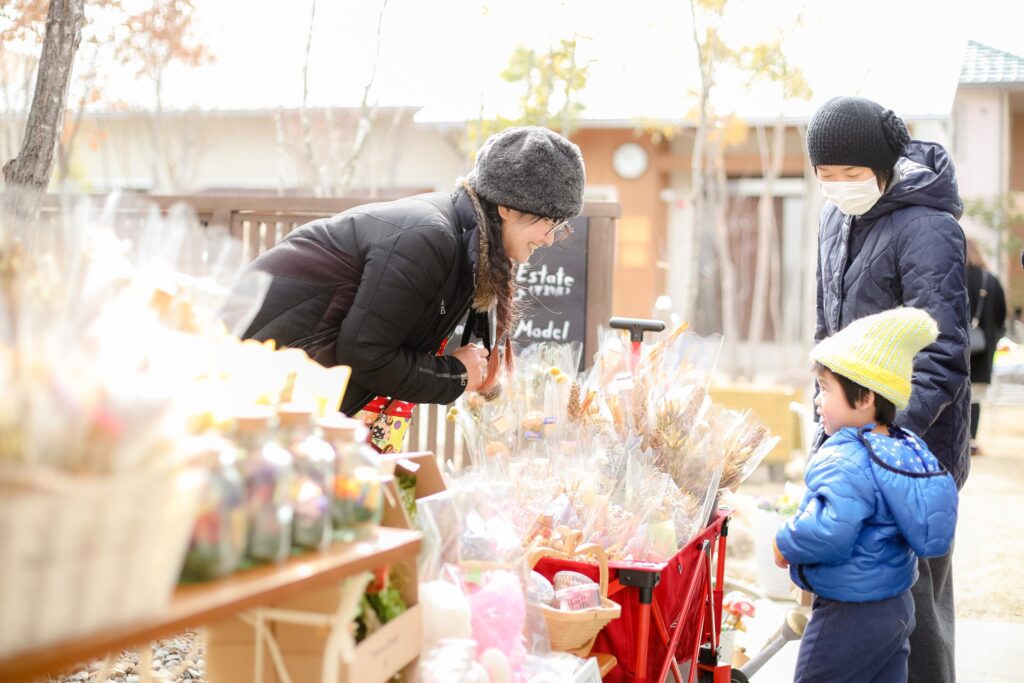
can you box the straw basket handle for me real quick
[527,541,611,599]
[557,527,583,557]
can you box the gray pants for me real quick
[908,551,956,682]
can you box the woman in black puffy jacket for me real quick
[242,126,585,415]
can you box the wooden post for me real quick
[584,211,619,368]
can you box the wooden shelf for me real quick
[0,527,421,683]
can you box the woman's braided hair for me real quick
[477,198,520,391]
[459,180,521,392]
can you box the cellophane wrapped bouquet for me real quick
[0,192,302,654]
[415,481,591,682]
[447,325,779,566]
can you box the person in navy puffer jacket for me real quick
[806,96,969,683]
[776,307,958,683]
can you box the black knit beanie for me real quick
[469,126,586,220]
[806,96,911,170]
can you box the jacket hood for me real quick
[861,140,964,222]
[852,426,958,558]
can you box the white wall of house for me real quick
[949,87,1013,273]
[952,88,1009,200]
[63,110,469,196]
[910,119,953,151]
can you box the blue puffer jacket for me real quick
[816,141,971,488]
[776,426,958,602]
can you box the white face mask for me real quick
[819,176,882,216]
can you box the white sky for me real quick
[16,0,1024,122]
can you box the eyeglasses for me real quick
[543,217,572,240]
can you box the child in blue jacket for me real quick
[774,307,958,682]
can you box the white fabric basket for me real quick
[0,465,205,657]
[752,508,795,600]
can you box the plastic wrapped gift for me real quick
[277,405,334,550]
[319,415,384,541]
[552,570,593,591]
[233,410,295,563]
[555,583,602,612]
[179,437,247,582]
[526,571,555,606]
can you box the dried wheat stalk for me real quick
[567,381,581,422]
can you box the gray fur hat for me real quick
[469,126,585,219]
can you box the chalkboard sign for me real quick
[450,217,590,369]
[512,215,588,352]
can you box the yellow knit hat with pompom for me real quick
[810,307,939,409]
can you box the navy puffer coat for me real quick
[816,141,971,487]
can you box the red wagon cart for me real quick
[534,509,734,683]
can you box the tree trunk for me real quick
[677,0,711,327]
[713,137,739,378]
[747,125,773,356]
[798,124,822,346]
[559,38,578,137]
[747,119,787,375]
[2,0,85,192]
[767,117,786,344]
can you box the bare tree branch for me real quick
[338,0,388,195]
[57,44,100,182]
[299,0,321,195]
[274,109,288,196]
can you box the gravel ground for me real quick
[51,632,205,683]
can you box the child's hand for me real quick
[773,537,789,569]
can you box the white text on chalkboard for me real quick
[516,264,576,288]
[514,319,571,341]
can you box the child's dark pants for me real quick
[794,591,915,682]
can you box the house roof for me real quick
[960,40,1024,85]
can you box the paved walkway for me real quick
[735,611,1024,682]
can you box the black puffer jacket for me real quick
[816,140,971,487]
[243,190,482,415]
[967,265,1007,384]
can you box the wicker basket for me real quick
[528,541,621,658]
[0,464,205,657]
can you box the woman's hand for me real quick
[773,537,789,569]
[452,343,489,392]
